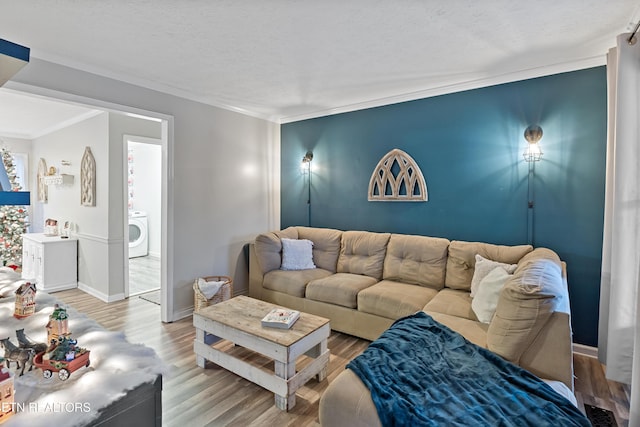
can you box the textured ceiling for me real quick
[1,1,639,124]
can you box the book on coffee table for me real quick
[261,308,300,329]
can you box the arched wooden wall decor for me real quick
[37,158,48,203]
[80,146,96,207]
[368,149,427,202]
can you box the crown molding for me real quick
[279,55,607,124]
[0,109,102,140]
[31,51,279,123]
[0,130,32,139]
[31,109,104,139]
[30,50,607,126]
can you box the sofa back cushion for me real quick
[337,231,391,279]
[487,249,565,364]
[445,241,533,291]
[253,227,299,274]
[297,226,343,273]
[383,234,450,289]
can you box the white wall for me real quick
[128,140,161,257]
[31,112,109,236]
[10,58,280,320]
[31,112,111,295]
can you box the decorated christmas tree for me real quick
[0,147,29,267]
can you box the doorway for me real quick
[124,136,162,297]
[0,86,175,322]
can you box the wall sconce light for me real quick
[301,151,313,172]
[301,151,313,226]
[523,125,543,162]
[523,125,543,245]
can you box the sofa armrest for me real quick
[488,253,574,391]
[519,311,574,391]
[319,369,382,427]
[519,261,573,391]
[248,243,263,300]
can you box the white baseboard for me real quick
[148,251,160,260]
[573,343,598,359]
[170,291,246,322]
[173,306,194,321]
[38,282,78,293]
[78,282,125,303]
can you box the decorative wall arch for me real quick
[37,158,48,203]
[368,149,427,202]
[80,146,96,207]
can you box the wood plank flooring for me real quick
[54,288,630,426]
[574,352,631,426]
[129,255,161,295]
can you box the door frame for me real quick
[123,134,163,298]
[7,82,175,322]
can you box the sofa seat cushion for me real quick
[445,240,533,291]
[357,280,439,320]
[337,231,391,279]
[425,311,489,348]
[306,273,378,308]
[263,268,333,297]
[296,226,343,273]
[423,288,478,321]
[382,234,449,289]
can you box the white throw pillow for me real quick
[470,254,518,297]
[472,267,512,323]
[281,238,316,270]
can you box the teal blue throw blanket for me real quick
[347,312,590,427]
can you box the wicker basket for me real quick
[193,275,233,312]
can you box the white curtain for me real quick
[598,33,640,425]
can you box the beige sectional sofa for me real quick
[248,226,575,422]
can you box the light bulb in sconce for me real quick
[301,151,313,172]
[523,125,543,162]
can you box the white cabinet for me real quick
[22,233,78,292]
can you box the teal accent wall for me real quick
[281,67,607,346]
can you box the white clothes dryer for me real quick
[128,211,148,258]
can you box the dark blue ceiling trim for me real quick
[0,191,30,206]
[0,39,30,62]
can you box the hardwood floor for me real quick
[54,288,630,426]
[129,255,161,295]
[574,353,631,426]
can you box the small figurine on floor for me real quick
[16,329,48,354]
[33,336,90,381]
[46,304,70,345]
[48,337,78,362]
[0,337,35,376]
[0,357,15,423]
[13,282,37,319]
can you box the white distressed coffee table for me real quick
[193,295,331,411]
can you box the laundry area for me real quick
[127,138,161,297]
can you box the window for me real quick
[12,152,28,191]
